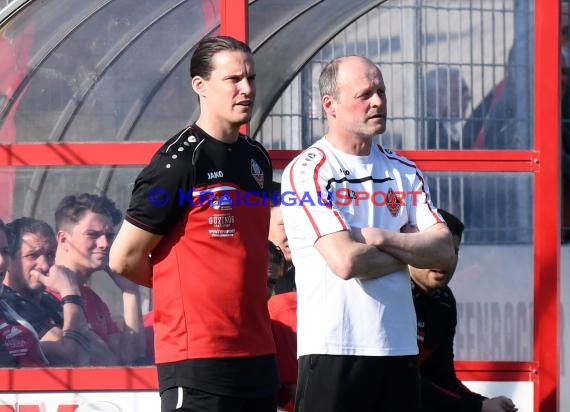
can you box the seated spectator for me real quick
[422,67,471,149]
[269,181,296,294]
[53,193,146,365]
[0,217,48,367]
[143,310,155,364]
[409,209,518,412]
[267,241,286,298]
[267,240,297,412]
[474,43,530,150]
[3,217,92,366]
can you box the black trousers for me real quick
[161,387,277,412]
[295,354,420,412]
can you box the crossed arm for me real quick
[356,222,455,271]
[314,222,454,281]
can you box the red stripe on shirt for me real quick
[310,150,348,229]
[414,171,443,222]
[289,149,347,238]
[377,145,417,169]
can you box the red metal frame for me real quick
[220,0,249,136]
[0,144,537,171]
[0,0,561,411]
[0,368,157,392]
[533,1,561,411]
[0,361,536,392]
[220,0,247,42]
[455,361,538,382]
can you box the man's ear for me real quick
[57,230,70,251]
[191,75,206,96]
[322,95,336,117]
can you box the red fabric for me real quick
[52,285,120,344]
[151,185,275,363]
[268,292,298,411]
[0,312,47,367]
[126,129,275,364]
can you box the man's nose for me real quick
[371,91,383,107]
[36,254,52,270]
[240,78,254,95]
[97,235,110,249]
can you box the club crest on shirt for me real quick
[251,159,264,189]
[386,187,401,217]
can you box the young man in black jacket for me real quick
[410,209,518,412]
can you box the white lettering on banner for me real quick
[455,301,533,361]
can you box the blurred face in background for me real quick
[447,71,471,119]
[267,242,286,298]
[269,206,291,263]
[58,211,114,281]
[8,231,55,295]
[426,68,470,120]
[0,229,9,283]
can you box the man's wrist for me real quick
[62,294,84,307]
[62,329,90,352]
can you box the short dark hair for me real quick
[438,209,464,241]
[268,241,286,282]
[6,217,56,257]
[55,193,122,232]
[190,35,251,80]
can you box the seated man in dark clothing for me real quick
[410,209,518,412]
[0,296,49,367]
[269,181,296,294]
[3,217,97,366]
[0,217,48,367]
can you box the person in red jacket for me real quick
[267,241,296,412]
[268,289,296,412]
[53,193,145,366]
[410,209,517,412]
